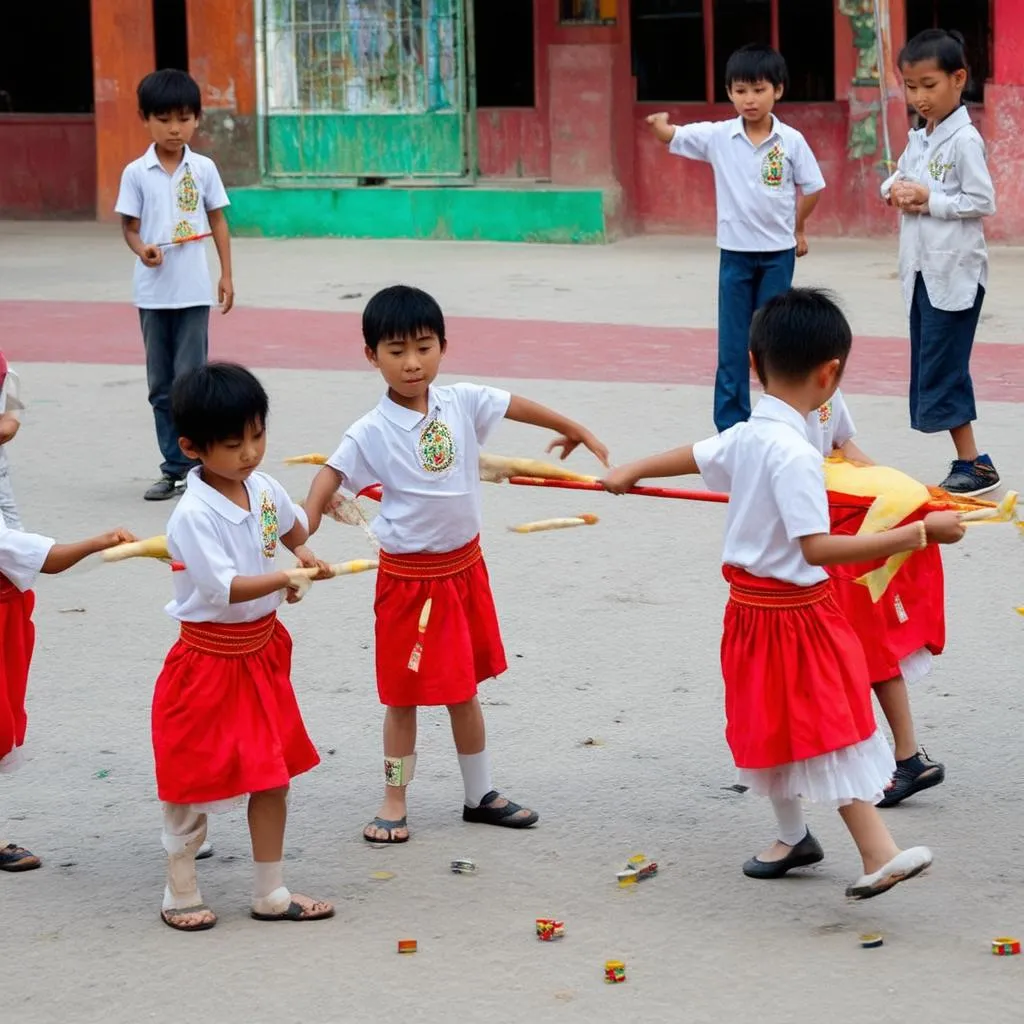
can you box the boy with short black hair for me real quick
[647,43,826,433]
[115,68,234,503]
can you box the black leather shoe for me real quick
[742,831,824,879]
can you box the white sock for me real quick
[458,750,493,808]
[253,860,286,901]
[771,796,808,847]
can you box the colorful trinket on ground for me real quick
[626,853,658,879]
[616,868,638,887]
[604,960,626,983]
[397,939,417,954]
[859,933,884,949]
[450,858,476,874]
[992,937,1021,955]
[536,918,565,941]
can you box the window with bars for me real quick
[264,0,463,114]
[631,0,834,103]
[905,0,990,102]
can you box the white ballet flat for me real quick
[846,846,933,900]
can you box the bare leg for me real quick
[838,800,900,875]
[364,706,417,842]
[950,423,979,462]
[248,786,288,862]
[874,677,917,761]
[448,696,486,756]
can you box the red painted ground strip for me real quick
[2,300,1023,401]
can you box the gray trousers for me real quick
[139,306,210,479]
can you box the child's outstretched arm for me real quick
[303,466,345,537]
[42,529,137,574]
[505,396,610,467]
[645,113,713,162]
[600,445,699,493]
[800,511,964,567]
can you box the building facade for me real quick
[3,0,1022,243]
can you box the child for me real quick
[2,518,134,871]
[883,29,999,495]
[152,363,332,931]
[811,390,945,806]
[115,68,234,503]
[646,43,826,433]
[602,289,964,898]
[303,285,609,844]
[0,351,23,529]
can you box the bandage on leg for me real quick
[384,753,416,787]
[161,803,208,910]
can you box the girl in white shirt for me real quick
[603,289,964,900]
[883,29,999,497]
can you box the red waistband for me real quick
[178,613,278,656]
[378,536,482,581]
[723,566,830,609]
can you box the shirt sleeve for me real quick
[1,368,23,419]
[830,392,857,449]
[667,122,716,163]
[203,161,231,212]
[114,164,143,219]
[928,133,996,220]
[453,383,511,445]
[771,450,830,541]
[167,512,236,609]
[0,521,54,591]
[692,432,733,493]
[791,132,826,193]
[326,433,379,496]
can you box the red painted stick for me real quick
[510,476,728,503]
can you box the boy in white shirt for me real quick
[303,285,610,844]
[602,289,964,900]
[115,69,234,503]
[646,44,826,433]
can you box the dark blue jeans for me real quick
[909,274,984,433]
[139,306,210,478]
[715,247,796,432]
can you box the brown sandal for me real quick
[251,893,334,922]
[0,843,41,872]
[160,904,218,932]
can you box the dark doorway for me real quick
[153,0,189,72]
[905,0,990,102]
[474,0,535,107]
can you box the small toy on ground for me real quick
[992,937,1021,956]
[859,933,884,949]
[604,960,626,983]
[536,918,565,941]
[617,853,658,886]
[450,858,476,875]
[397,939,417,954]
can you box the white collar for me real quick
[730,113,781,143]
[377,389,440,432]
[143,142,192,171]
[920,104,972,148]
[750,394,812,441]
[184,466,253,524]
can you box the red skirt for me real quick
[720,567,877,770]
[828,499,945,683]
[0,576,35,764]
[151,614,320,805]
[374,536,507,707]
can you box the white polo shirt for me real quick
[669,115,826,252]
[0,520,53,591]
[693,395,829,586]
[806,389,856,457]
[165,468,307,624]
[327,383,511,554]
[114,144,230,310]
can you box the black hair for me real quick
[749,288,852,386]
[137,68,202,119]
[171,363,269,451]
[898,28,968,76]
[725,44,788,93]
[362,285,447,352]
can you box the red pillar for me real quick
[987,0,1024,240]
[91,0,155,221]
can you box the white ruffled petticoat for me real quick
[737,729,895,808]
[0,745,25,774]
[898,647,933,686]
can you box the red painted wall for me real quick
[476,109,550,178]
[0,115,96,218]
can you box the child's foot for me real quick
[939,454,1000,496]
[144,474,186,501]
[876,749,945,808]
[0,843,41,872]
[845,846,932,900]
[160,904,218,931]
[462,790,539,828]
[363,816,409,843]
[251,887,334,922]
[742,831,824,879]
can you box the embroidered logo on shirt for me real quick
[761,143,784,189]
[172,219,195,241]
[818,400,832,424]
[259,490,279,558]
[418,419,456,474]
[176,168,200,213]
[928,157,953,182]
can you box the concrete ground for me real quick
[1,225,1022,1024]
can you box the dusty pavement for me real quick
[1,225,1023,1024]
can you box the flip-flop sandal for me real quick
[160,904,218,932]
[0,843,41,872]
[462,790,539,828]
[251,898,335,922]
[363,816,410,844]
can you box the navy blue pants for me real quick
[715,247,796,432]
[909,274,984,434]
[139,306,209,478]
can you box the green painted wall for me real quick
[227,185,610,244]
[266,113,465,178]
